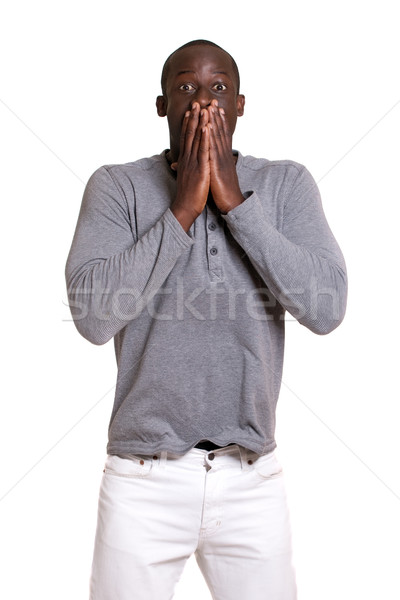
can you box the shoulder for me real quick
[84,153,170,199]
[236,153,314,200]
[237,152,305,177]
[97,153,167,181]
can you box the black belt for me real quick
[195,440,233,451]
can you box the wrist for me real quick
[170,203,199,233]
[218,191,244,215]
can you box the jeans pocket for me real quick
[252,451,283,480]
[104,454,153,479]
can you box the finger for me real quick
[201,107,210,127]
[191,108,209,158]
[210,98,218,112]
[209,122,220,162]
[198,121,210,167]
[182,103,201,156]
[217,106,232,143]
[208,106,225,159]
[214,105,230,146]
[210,105,233,160]
[208,99,229,140]
[207,99,218,131]
[178,110,191,159]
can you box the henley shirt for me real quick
[66,151,347,456]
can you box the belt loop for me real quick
[159,450,167,468]
[239,446,248,470]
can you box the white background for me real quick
[1,0,399,598]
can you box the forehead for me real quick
[167,45,235,82]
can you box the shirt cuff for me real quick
[164,208,195,248]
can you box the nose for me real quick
[193,86,212,109]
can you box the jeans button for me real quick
[208,452,215,461]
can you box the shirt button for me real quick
[208,452,215,461]
[210,247,218,256]
[208,222,217,231]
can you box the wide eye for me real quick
[179,83,195,91]
[212,83,227,91]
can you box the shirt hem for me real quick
[106,438,277,457]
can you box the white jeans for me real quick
[90,445,297,600]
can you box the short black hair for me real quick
[161,39,240,97]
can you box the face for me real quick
[156,45,245,161]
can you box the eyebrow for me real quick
[175,69,231,77]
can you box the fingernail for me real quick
[220,108,225,115]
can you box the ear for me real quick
[236,94,245,117]
[156,95,167,117]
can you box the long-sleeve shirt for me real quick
[65,151,347,456]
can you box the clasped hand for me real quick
[171,100,244,232]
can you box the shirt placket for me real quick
[206,205,223,282]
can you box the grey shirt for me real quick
[66,151,347,456]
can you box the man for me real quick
[66,40,347,600]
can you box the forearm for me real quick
[66,209,193,344]
[223,192,347,334]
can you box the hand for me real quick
[170,103,211,232]
[207,100,244,214]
